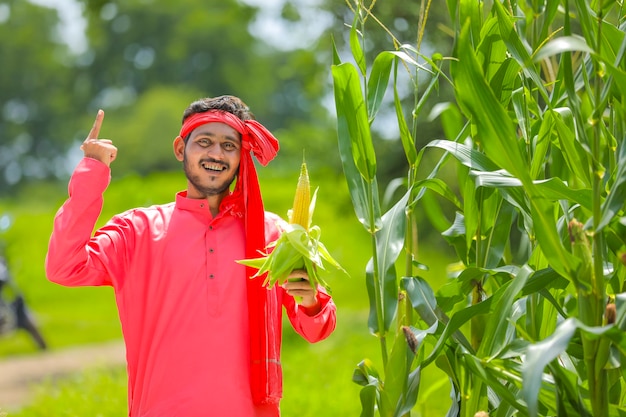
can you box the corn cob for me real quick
[237,158,347,292]
[288,160,311,229]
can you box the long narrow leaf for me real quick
[493,0,549,102]
[596,141,626,231]
[376,190,409,283]
[332,51,382,232]
[523,319,578,417]
[331,62,377,182]
[401,276,473,356]
[477,265,532,358]
[394,75,417,165]
[425,140,500,172]
[349,14,366,76]
[366,259,397,334]
[367,51,394,121]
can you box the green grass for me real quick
[6,311,453,417]
[8,367,128,417]
[0,168,455,415]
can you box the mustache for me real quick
[200,157,230,170]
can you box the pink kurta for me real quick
[45,158,336,417]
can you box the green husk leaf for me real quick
[237,222,348,292]
[237,164,348,292]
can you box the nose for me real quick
[206,143,224,159]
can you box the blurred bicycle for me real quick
[0,214,47,350]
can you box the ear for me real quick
[173,136,185,162]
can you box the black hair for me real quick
[181,95,255,123]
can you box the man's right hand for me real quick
[80,110,117,166]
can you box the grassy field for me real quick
[0,168,454,415]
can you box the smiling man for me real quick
[45,95,337,417]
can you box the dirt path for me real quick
[0,340,126,413]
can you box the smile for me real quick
[201,161,227,172]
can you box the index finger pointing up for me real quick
[88,109,105,139]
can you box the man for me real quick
[45,95,337,416]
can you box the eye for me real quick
[223,142,237,151]
[198,138,211,146]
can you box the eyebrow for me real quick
[194,129,241,143]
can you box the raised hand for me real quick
[80,110,117,166]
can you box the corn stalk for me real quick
[333,0,626,416]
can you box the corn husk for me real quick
[237,158,347,292]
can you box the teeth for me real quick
[201,162,224,171]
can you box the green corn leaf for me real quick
[367,51,394,121]
[522,319,581,417]
[422,295,491,367]
[595,142,626,231]
[358,385,377,417]
[493,0,549,102]
[331,62,377,182]
[365,258,397,335]
[394,79,417,166]
[332,59,382,233]
[412,178,462,210]
[533,35,594,63]
[376,191,409,287]
[550,108,592,187]
[349,14,366,76]
[425,140,500,172]
[383,327,411,417]
[353,358,381,386]
[477,265,532,358]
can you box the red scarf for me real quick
[179,110,281,404]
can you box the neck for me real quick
[207,194,223,217]
[185,188,229,217]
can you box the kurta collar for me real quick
[174,191,243,218]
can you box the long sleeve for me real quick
[45,157,113,287]
[262,211,337,344]
[284,288,336,342]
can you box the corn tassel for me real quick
[237,158,347,292]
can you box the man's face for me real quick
[174,122,242,199]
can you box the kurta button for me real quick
[209,226,213,230]
[209,274,215,279]
[209,248,214,253]
[200,203,205,208]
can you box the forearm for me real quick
[45,158,111,286]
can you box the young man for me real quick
[45,96,337,417]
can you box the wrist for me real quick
[299,297,321,315]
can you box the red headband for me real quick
[179,111,279,165]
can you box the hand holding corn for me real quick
[237,158,347,293]
[283,269,318,307]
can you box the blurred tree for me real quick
[0,0,454,196]
[0,0,341,195]
[0,0,83,191]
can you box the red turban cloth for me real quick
[179,110,281,405]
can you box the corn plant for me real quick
[332,0,626,416]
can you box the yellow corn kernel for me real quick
[289,160,310,229]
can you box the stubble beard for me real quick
[183,155,237,198]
